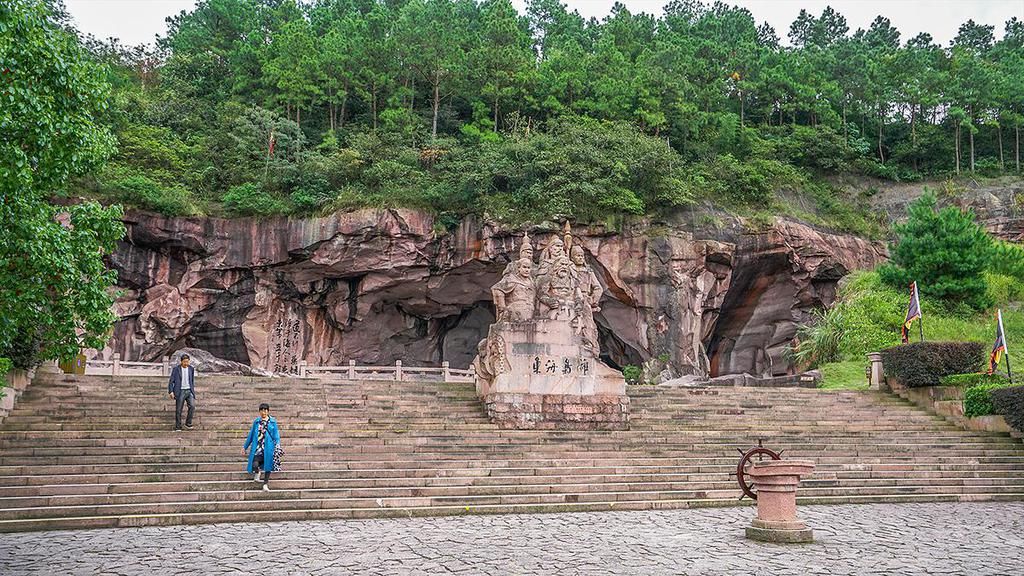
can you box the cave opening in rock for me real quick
[706,252,795,378]
[596,321,644,371]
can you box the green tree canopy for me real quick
[1,0,125,368]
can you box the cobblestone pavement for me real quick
[3,503,1023,575]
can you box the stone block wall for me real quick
[483,393,629,430]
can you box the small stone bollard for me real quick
[867,352,885,390]
[745,459,815,543]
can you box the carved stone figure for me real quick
[502,231,534,277]
[473,335,510,381]
[570,244,603,352]
[570,244,602,312]
[537,257,576,321]
[492,258,536,322]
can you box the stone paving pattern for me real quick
[2,503,1023,575]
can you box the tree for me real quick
[0,0,125,368]
[265,12,323,128]
[879,192,993,312]
[394,0,473,140]
[472,0,533,129]
[951,20,998,172]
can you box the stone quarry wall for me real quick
[101,208,886,379]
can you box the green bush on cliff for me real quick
[222,183,288,217]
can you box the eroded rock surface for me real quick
[101,209,885,378]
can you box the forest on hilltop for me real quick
[67,0,1024,229]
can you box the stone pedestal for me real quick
[476,319,628,430]
[745,460,815,543]
[35,361,62,375]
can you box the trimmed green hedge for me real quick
[880,342,985,388]
[941,373,1010,387]
[990,386,1024,432]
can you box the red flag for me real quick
[901,281,921,344]
[989,309,1008,374]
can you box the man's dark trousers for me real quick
[175,390,195,429]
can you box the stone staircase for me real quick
[1,373,1023,532]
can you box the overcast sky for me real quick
[65,0,1024,48]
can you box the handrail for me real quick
[84,355,475,382]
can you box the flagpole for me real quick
[1000,310,1013,384]
[916,282,925,342]
[264,129,274,183]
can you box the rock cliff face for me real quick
[103,209,886,379]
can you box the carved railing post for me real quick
[395,360,403,381]
[348,360,356,380]
[442,361,450,382]
[112,353,121,377]
[299,360,307,379]
[161,356,170,377]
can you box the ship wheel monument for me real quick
[472,223,629,429]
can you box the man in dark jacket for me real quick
[168,354,197,431]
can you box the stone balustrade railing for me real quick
[300,360,476,383]
[79,355,476,383]
[85,354,171,377]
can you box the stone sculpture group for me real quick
[473,224,628,429]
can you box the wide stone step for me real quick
[6,483,1024,524]
[7,472,1024,507]
[7,491,1024,532]
[4,455,1024,484]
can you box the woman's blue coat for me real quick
[244,416,280,473]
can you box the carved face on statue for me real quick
[570,245,586,267]
[517,259,532,279]
[545,237,565,258]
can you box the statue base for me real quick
[482,393,628,430]
[474,319,628,430]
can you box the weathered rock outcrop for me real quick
[863,175,1024,242]
[100,209,886,379]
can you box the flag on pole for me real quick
[988,309,1008,374]
[901,281,922,343]
[267,130,276,157]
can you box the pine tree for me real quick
[879,192,994,311]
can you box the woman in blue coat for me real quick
[243,403,280,491]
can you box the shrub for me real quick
[989,241,1024,283]
[789,306,846,368]
[106,173,198,216]
[222,183,288,217]
[775,125,853,172]
[941,373,1010,387]
[986,273,1024,306]
[622,365,643,385]
[991,386,1024,432]
[880,341,986,388]
[963,381,1015,417]
[288,177,334,213]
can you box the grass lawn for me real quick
[815,272,1022,390]
[819,360,871,390]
